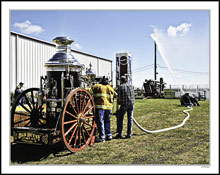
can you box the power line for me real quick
[116,63,208,75]
[132,64,154,71]
[132,65,154,73]
[157,64,209,75]
[113,64,153,74]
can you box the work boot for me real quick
[106,135,112,141]
[95,137,105,143]
[115,134,123,139]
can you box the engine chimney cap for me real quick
[53,37,74,45]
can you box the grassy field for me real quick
[11,98,209,165]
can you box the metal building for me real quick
[10,32,112,93]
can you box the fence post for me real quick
[170,85,172,97]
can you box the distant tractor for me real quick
[142,77,166,98]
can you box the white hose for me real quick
[133,106,193,133]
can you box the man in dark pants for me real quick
[116,76,135,139]
[92,76,115,142]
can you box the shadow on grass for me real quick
[11,142,72,164]
[132,133,147,136]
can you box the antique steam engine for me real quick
[142,77,166,98]
[11,37,96,152]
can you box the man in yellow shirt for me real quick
[92,76,115,142]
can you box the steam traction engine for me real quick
[11,37,96,152]
[142,78,166,98]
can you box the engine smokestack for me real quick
[45,36,83,68]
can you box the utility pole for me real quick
[154,41,157,80]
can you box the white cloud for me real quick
[167,23,192,37]
[74,43,82,49]
[14,20,44,35]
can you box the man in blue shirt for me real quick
[116,76,135,139]
[14,82,24,105]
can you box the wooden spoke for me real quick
[68,125,78,145]
[82,98,92,114]
[79,126,81,146]
[82,124,90,136]
[24,94,33,110]
[38,120,43,125]
[65,123,77,136]
[35,100,39,110]
[24,120,31,127]
[84,121,93,128]
[84,115,95,119]
[79,91,82,113]
[14,118,30,125]
[14,112,30,117]
[75,95,79,114]
[74,129,79,147]
[64,120,77,125]
[18,102,31,114]
[81,126,87,143]
[83,106,93,116]
[81,93,87,113]
[31,90,35,109]
[65,111,78,119]
[69,101,78,115]
[38,106,44,112]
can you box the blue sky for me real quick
[10,10,210,88]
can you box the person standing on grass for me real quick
[14,82,24,105]
[116,76,135,139]
[92,76,115,142]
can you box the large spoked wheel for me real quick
[11,88,46,128]
[60,88,96,152]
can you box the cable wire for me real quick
[132,65,154,73]
[132,64,154,71]
[157,64,209,75]
[132,66,154,74]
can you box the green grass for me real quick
[11,99,209,165]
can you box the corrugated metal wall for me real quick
[10,32,112,93]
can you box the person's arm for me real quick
[117,86,121,104]
[114,91,118,98]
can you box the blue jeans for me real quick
[15,89,24,105]
[117,105,134,137]
[95,109,112,140]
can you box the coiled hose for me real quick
[133,106,193,133]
